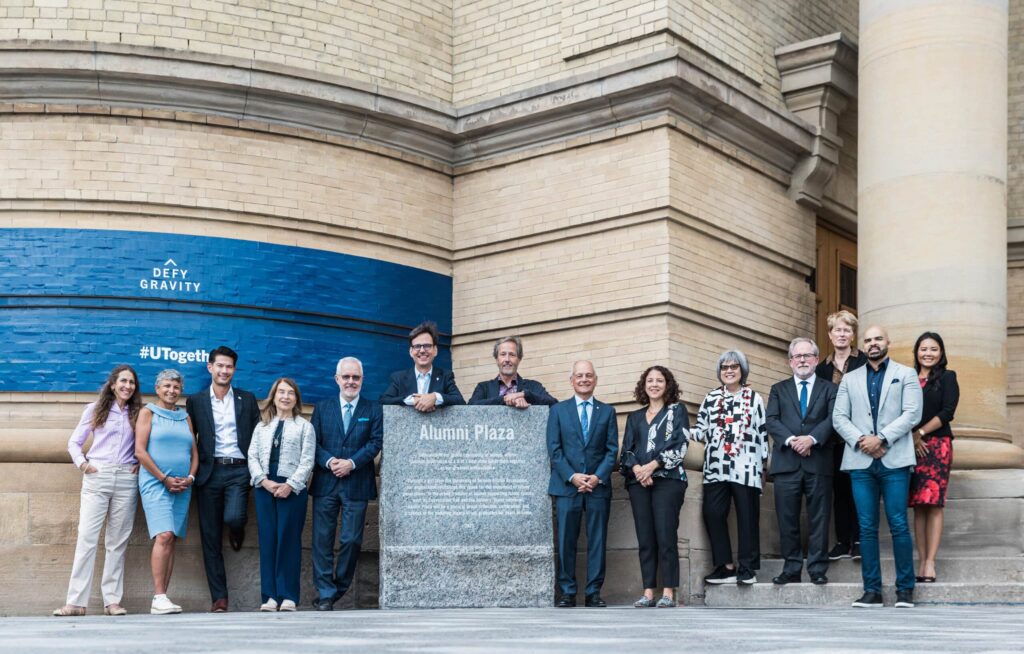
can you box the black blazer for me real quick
[468,376,557,406]
[765,376,838,476]
[309,396,384,500]
[815,349,868,383]
[378,366,465,406]
[619,404,689,485]
[185,386,261,486]
[915,369,959,438]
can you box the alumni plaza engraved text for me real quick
[380,406,554,608]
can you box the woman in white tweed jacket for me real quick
[247,377,315,612]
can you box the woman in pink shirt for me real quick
[53,365,142,617]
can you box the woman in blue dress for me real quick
[135,369,198,615]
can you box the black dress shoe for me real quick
[228,527,245,552]
[556,595,575,608]
[811,574,828,585]
[584,594,607,607]
[313,598,334,611]
[772,572,801,585]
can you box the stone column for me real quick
[859,0,1022,469]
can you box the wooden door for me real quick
[815,223,858,358]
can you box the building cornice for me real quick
[0,41,817,178]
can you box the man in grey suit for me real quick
[833,325,923,609]
[766,337,838,585]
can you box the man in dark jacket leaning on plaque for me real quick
[469,335,557,408]
[547,360,618,608]
[379,321,465,410]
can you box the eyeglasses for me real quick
[410,344,435,352]
[719,364,741,372]
[338,374,362,381]
[790,353,817,361]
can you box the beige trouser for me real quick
[65,463,138,607]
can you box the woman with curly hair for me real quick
[54,364,143,617]
[620,365,690,607]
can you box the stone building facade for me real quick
[0,0,1020,613]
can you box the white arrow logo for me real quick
[164,259,177,266]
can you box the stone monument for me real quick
[379,405,554,608]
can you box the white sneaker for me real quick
[279,599,296,612]
[259,598,279,612]
[150,595,182,615]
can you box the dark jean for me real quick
[849,459,915,593]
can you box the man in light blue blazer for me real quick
[547,360,618,608]
[833,325,923,609]
[309,356,383,610]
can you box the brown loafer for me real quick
[104,604,128,616]
[211,598,228,613]
[52,605,86,616]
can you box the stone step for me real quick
[703,581,1024,607]
[754,556,1024,583]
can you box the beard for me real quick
[867,345,889,361]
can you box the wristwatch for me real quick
[878,436,889,448]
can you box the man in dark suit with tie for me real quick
[184,345,260,613]
[379,320,465,410]
[468,335,557,408]
[766,337,838,585]
[547,360,618,608]
[309,356,384,610]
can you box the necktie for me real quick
[417,373,429,395]
[580,400,590,442]
[799,381,809,419]
[343,403,353,432]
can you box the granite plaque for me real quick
[380,405,554,608]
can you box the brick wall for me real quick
[0,113,453,272]
[0,0,453,102]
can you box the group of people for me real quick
[546,310,958,610]
[52,312,957,615]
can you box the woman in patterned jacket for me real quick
[690,350,768,586]
[620,365,690,608]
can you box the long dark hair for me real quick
[633,365,681,406]
[92,364,142,430]
[913,331,948,388]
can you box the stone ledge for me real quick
[705,581,1024,607]
[0,42,817,179]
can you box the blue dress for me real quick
[139,403,193,538]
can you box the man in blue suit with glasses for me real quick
[309,356,383,610]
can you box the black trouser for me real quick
[832,445,859,546]
[702,481,760,571]
[196,463,250,601]
[774,468,832,576]
[627,478,687,588]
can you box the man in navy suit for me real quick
[547,360,618,608]
[185,345,260,613]
[379,320,464,410]
[766,337,838,585]
[309,356,384,610]
[468,335,557,408]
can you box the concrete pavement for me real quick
[2,606,1023,653]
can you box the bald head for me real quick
[863,325,890,363]
[570,360,597,399]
